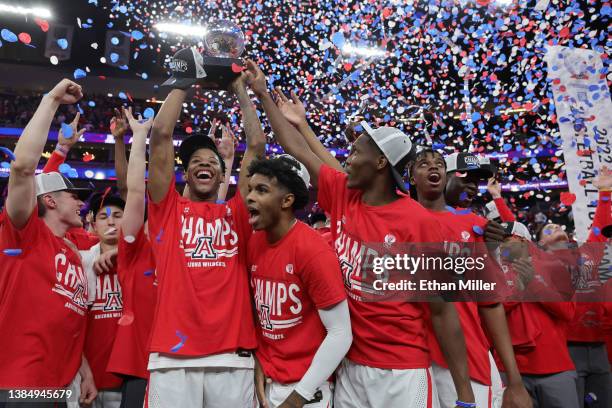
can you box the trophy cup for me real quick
[199,19,246,89]
[161,20,245,91]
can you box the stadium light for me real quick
[0,4,52,18]
[342,43,387,58]
[154,22,208,37]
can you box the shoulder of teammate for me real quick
[317,164,349,213]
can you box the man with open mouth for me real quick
[245,155,351,408]
[144,56,266,408]
[408,148,531,408]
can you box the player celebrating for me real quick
[145,52,266,407]
[105,108,157,408]
[408,148,532,408]
[0,79,97,405]
[81,192,126,407]
[246,61,475,408]
[246,156,351,408]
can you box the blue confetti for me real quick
[73,69,86,79]
[141,72,148,80]
[0,161,9,168]
[0,147,15,161]
[156,228,163,243]
[111,36,119,45]
[472,225,484,235]
[58,163,71,174]
[110,53,119,63]
[106,206,111,217]
[57,38,68,50]
[3,249,22,256]
[459,192,468,201]
[1,29,18,43]
[61,122,73,138]
[592,227,601,236]
[143,269,154,276]
[143,107,155,119]
[170,330,187,352]
[131,30,144,40]
[118,92,127,100]
[88,101,96,107]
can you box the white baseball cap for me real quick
[277,154,310,188]
[35,172,91,200]
[360,121,414,193]
[502,221,532,241]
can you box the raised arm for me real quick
[7,79,83,228]
[148,89,187,203]
[487,178,516,222]
[121,107,153,237]
[245,60,323,187]
[231,70,266,200]
[111,108,129,200]
[273,87,344,173]
[215,123,237,202]
[43,112,84,173]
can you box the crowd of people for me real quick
[0,53,611,408]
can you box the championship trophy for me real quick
[162,20,245,90]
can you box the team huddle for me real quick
[0,49,611,408]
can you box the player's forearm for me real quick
[126,130,147,196]
[13,95,60,173]
[430,302,475,403]
[493,197,516,222]
[114,136,128,199]
[296,122,343,173]
[479,304,522,385]
[42,150,66,173]
[294,301,352,400]
[151,89,187,140]
[218,156,234,202]
[259,92,312,160]
[236,86,266,153]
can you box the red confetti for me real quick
[18,33,31,44]
[82,153,95,162]
[231,63,245,73]
[559,27,570,38]
[34,18,49,32]
[579,180,588,187]
[560,192,576,206]
[185,126,193,134]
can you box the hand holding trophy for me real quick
[161,19,246,90]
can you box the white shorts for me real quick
[334,358,440,408]
[147,366,255,408]
[263,380,333,408]
[432,353,505,408]
[92,390,122,408]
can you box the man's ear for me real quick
[42,193,57,210]
[281,193,295,210]
[376,155,389,171]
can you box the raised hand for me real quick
[273,87,307,127]
[244,59,268,96]
[123,107,153,135]
[47,79,83,105]
[58,112,85,150]
[487,177,502,199]
[110,108,129,139]
[593,165,612,191]
[217,124,237,160]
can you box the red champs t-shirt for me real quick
[0,210,89,387]
[317,164,445,369]
[83,247,123,390]
[425,210,492,385]
[107,227,157,379]
[146,178,256,357]
[248,221,346,384]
